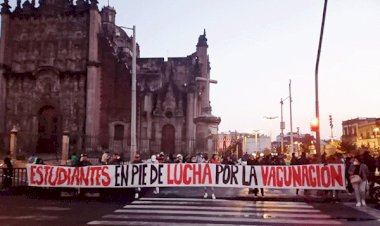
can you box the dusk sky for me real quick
[5,0,380,140]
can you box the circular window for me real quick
[165,111,173,119]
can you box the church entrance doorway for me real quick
[161,124,175,154]
[36,106,60,153]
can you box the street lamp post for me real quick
[131,25,137,161]
[315,0,328,162]
[280,97,289,154]
[280,99,285,154]
[121,25,137,161]
[289,80,294,154]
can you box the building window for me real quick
[152,124,156,141]
[114,124,124,141]
[142,127,148,138]
[165,111,173,119]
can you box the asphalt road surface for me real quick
[1,187,380,226]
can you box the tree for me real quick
[339,141,357,153]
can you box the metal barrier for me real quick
[0,168,28,188]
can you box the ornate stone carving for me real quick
[153,98,163,117]
[36,71,60,97]
[10,14,89,73]
[163,85,176,112]
[5,71,86,138]
[175,98,184,117]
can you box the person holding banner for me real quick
[147,155,160,194]
[295,152,310,195]
[78,154,92,167]
[132,154,143,199]
[247,154,259,195]
[100,151,111,165]
[348,157,369,207]
[175,154,183,163]
[204,153,219,199]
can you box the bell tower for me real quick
[101,2,116,25]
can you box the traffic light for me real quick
[310,118,319,132]
[329,115,333,128]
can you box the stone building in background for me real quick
[342,118,380,151]
[0,0,220,159]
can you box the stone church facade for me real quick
[0,0,220,159]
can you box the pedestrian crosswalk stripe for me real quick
[130,200,314,208]
[111,209,330,218]
[101,214,342,225]
[88,198,342,225]
[118,205,321,213]
[139,197,312,206]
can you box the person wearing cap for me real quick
[132,153,143,199]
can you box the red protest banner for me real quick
[27,163,345,190]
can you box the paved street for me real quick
[0,191,125,226]
[0,188,380,226]
[86,187,380,226]
[1,187,380,226]
[88,197,343,225]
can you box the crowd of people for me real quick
[2,148,379,205]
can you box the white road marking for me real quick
[139,197,312,206]
[87,197,342,225]
[119,204,321,213]
[131,200,314,208]
[109,209,330,218]
[101,214,342,225]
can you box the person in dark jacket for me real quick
[290,153,298,165]
[78,154,92,167]
[295,152,310,195]
[222,155,234,165]
[345,153,354,193]
[298,152,310,165]
[109,153,123,165]
[247,154,259,195]
[361,151,376,193]
[2,152,13,189]
[258,154,272,196]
